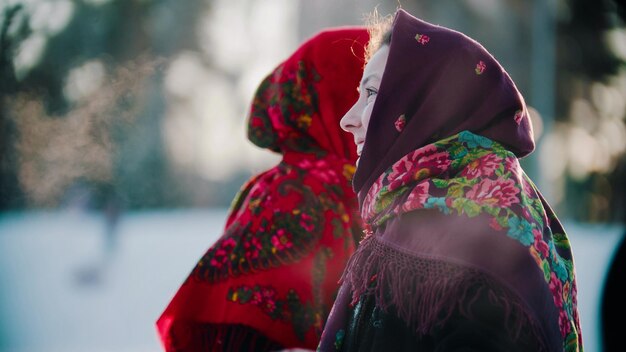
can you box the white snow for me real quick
[0,210,621,352]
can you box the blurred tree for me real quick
[1,0,211,209]
[556,0,626,222]
[0,4,29,209]
[2,0,624,218]
[394,0,626,222]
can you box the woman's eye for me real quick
[366,88,378,98]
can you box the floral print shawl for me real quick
[320,10,581,352]
[157,28,368,351]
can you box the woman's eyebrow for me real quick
[360,74,380,87]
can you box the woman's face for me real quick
[340,45,390,159]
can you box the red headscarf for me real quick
[157,27,368,351]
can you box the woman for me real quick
[319,10,581,351]
[157,28,368,351]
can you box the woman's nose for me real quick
[340,104,361,132]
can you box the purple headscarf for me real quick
[354,9,534,203]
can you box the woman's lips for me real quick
[356,139,364,156]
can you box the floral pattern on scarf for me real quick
[226,284,321,341]
[191,156,355,283]
[361,131,581,350]
[248,61,324,156]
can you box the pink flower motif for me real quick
[250,116,265,128]
[394,114,406,132]
[299,212,314,232]
[271,229,293,251]
[298,159,313,169]
[244,236,262,260]
[223,238,237,248]
[387,156,415,191]
[263,299,277,313]
[262,287,276,299]
[533,228,550,257]
[415,34,430,45]
[259,287,278,313]
[554,280,572,338]
[422,144,439,154]
[549,272,564,308]
[466,178,520,207]
[251,290,263,305]
[363,179,383,219]
[267,104,283,123]
[401,182,430,211]
[369,177,383,197]
[386,146,450,191]
[461,154,502,179]
[475,61,486,75]
[505,156,519,174]
[282,68,297,82]
[299,159,341,184]
[210,237,237,268]
[489,217,503,230]
[419,151,451,175]
[312,168,340,184]
[514,110,524,125]
[558,310,572,337]
[210,249,228,268]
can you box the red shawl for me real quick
[157,28,368,351]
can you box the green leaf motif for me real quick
[564,331,579,352]
[448,143,468,160]
[448,184,466,198]
[461,199,482,217]
[432,178,449,188]
[495,164,505,177]
[553,232,572,250]
[542,261,551,282]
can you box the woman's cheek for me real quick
[362,105,374,132]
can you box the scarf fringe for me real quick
[341,235,547,349]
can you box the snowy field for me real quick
[0,210,622,352]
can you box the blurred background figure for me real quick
[66,181,123,286]
[0,0,624,351]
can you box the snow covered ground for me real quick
[0,210,622,352]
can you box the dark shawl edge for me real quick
[340,234,548,351]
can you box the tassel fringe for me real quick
[341,235,547,350]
